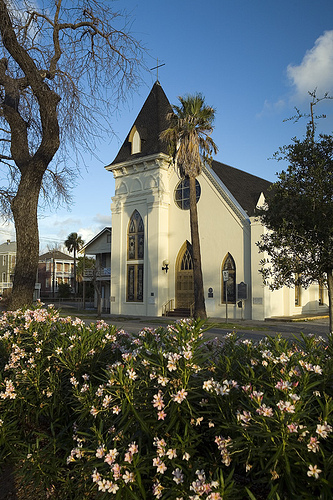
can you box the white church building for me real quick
[105,81,328,320]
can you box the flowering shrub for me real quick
[0,303,332,499]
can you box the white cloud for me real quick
[257,98,286,118]
[0,220,15,244]
[93,213,111,226]
[37,212,110,253]
[287,31,333,99]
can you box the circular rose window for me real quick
[174,179,201,210]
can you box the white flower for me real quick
[127,368,137,380]
[172,468,184,484]
[95,445,105,458]
[307,464,322,479]
[316,422,332,439]
[166,448,177,459]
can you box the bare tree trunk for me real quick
[327,270,333,335]
[189,177,206,320]
[10,171,42,309]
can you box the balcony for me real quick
[83,267,111,281]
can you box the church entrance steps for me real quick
[164,308,191,318]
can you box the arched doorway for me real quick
[175,241,194,309]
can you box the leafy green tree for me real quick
[77,255,95,299]
[0,0,142,309]
[65,232,84,295]
[76,255,95,282]
[161,94,218,319]
[57,281,71,299]
[257,95,333,333]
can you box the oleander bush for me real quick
[0,303,332,499]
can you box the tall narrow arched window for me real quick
[222,253,236,303]
[127,210,144,302]
[129,125,141,155]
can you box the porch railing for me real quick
[162,298,174,316]
[189,301,195,317]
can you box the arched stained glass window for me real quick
[222,253,236,303]
[128,210,144,260]
[127,210,144,302]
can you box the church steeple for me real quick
[111,81,172,165]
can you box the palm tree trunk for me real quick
[73,249,77,297]
[189,177,206,319]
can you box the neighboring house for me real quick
[105,81,328,320]
[81,227,111,312]
[0,240,16,294]
[38,250,74,297]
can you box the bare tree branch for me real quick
[0,0,144,307]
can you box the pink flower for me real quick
[275,379,292,391]
[104,448,118,465]
[256,404,273,417]
[307,436,319,453]
[153,457,167,474]
[172,388,188,404]
[112,463,121,480]
[124,452,133,463]
[128,442,139,454]
[277,400,295,413]
[250,390,264,403]
[157,410,167,420]
[287,423,298,433]
[152,391,165,410]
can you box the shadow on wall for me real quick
[296,300,329,316]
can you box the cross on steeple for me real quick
[150,58,165,81]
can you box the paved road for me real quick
[100,315,330,341]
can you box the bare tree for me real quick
[0,0,143,309]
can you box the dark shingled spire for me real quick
[111,81,172,165]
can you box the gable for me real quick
[83,227,111,255]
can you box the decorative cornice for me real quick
[105,153,170,177]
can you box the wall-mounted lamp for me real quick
[162,259,169,273]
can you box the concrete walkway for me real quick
[89,312,331,341]
[49,301,331,340]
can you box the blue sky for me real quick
[2,0,333,251]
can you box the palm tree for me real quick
[64,232,84,296]
[161,94,218,319]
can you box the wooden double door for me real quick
[175,241,194,309]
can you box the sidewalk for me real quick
[85,312,330,339]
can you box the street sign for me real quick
[222,270,229,282]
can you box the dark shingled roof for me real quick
[210,160,272,216]
[111,81,172,165]
[111,82,272,215]
[39,250,74,261]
